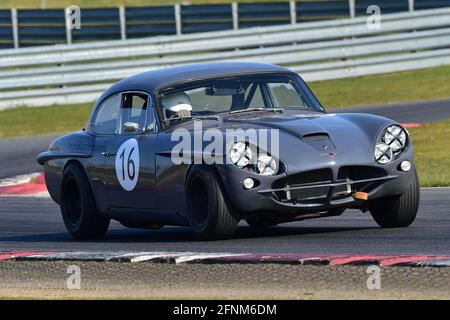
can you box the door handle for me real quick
[101,152,116,157]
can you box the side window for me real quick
[92,94,120,135]
[120,93,148,134]
[245,84,265,108]
[268,82,306,108]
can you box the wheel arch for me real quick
[184,163,224,190]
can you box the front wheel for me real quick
[369,168,420,228]
[60,163,110,240]
[185,166,238,240]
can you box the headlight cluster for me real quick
[375,125,407,164]
[228,141,253,168]
[227,141,279,176]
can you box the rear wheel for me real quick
[186,166,238,240]
[61,163,110,240]
[369,168,420,228]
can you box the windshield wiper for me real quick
[229,107,284,115]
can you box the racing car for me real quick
[37,62,419,240]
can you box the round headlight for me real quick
[375,143,393,164]
[383,125,407,152]
[228,141,253,168]
[257,155,278,176]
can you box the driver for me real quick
[161,92,192,118]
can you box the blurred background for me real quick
[0,0,449,186]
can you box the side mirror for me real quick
[123,122,139,133]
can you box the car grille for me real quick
[274,169,333,203]
[289,186,329,201]
[273,166,388,204]
[275,169,332,187]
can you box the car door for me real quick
[100,92,158,211]
[88,93,121,212]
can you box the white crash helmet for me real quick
[161,92,192,115]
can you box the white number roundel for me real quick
[115,138,140,191]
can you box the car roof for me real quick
[97,62,295,103]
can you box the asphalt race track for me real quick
[0,188,448,254]
[333,98,450,124]
[0,134,56,179]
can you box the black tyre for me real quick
[60,163,110,240]
[369,168,420,228]
[185,166,238,240]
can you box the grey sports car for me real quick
[38,62,419,240]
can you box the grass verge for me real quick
[310,65,450,109]
[408,119,450,187]
[0,103,92,139]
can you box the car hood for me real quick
[224,112,385,137]
[165,110,397,174]
[220,111,396,173]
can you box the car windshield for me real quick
[157,74,323,121]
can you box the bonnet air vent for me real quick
[302,133,330,142]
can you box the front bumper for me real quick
[216,159,415,214]
[258,174,398,208]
